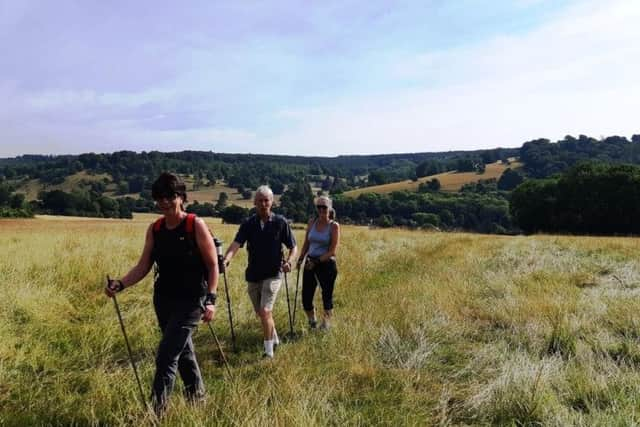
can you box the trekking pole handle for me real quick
[213,238,225,273]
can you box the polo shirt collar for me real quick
[258,212,274,222]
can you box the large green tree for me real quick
[277,180,314,222]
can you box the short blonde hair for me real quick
[314,195,332,209]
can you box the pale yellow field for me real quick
[344,160,522,197]
[2,216,640,425]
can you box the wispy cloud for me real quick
[265,0,640,155]
[1,0,637,157]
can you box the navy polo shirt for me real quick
[233,213,296,282]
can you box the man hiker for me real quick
[223,185,297,358]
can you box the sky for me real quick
[1,0,639,157]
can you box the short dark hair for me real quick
[151,172,187,204]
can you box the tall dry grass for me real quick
[1,216,640,425]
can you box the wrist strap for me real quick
[204,292,217,306]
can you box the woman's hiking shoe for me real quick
[309,319,318,329]
[319,320,331,330]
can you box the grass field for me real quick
[2,216,640,425]
[344,160,522,197]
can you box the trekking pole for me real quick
[214,238,237,352]
[107,275,147,411]
[207,323,233,379]
[292,258,303,327]
[283,270,294,338]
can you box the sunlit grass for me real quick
[1,216,640,425]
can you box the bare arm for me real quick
[282,244,298,273]
[106,224,154,296]
[196,218,219,322]
[195,218,219,294]
[223,240,242,266]
[120,224,155,286]
[318,222,340,262]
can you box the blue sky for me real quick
[1,0,639,157]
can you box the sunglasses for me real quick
[316,205,328,210]
[154,192,178,201]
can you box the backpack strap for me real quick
[153,217,165,232]
[185,213,199,254]
[153,214,196,234]
[185,213,196,235]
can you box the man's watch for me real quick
[204,292,217,306]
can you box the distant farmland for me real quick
[344,160,522,197]
[187,187,281,208]
[13,171,272,208]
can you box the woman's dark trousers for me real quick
[302,259,338,311]
[152,294,204,414]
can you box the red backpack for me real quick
[153,212,198,235]
[152,213,213,280]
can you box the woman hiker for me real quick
[297,195,340,330]
[105,172,219,416]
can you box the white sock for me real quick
[273,328,279,345]
[264,339,274,356]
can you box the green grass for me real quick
[2,217,640,425]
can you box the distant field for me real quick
[187,186,280,209]
[344,160,522,197]
[2,215,640,425]
[12,172,269,208]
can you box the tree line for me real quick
[3,133,640,234]
[0,148,518,195]
[511,162,640,234]
[521,135,640,178]
[0,181,32,217]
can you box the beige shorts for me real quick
[247,277,282,312]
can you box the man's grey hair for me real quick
[254,185,274,201]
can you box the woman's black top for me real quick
[151,217,207,300]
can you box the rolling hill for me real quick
[344,160,522,197]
